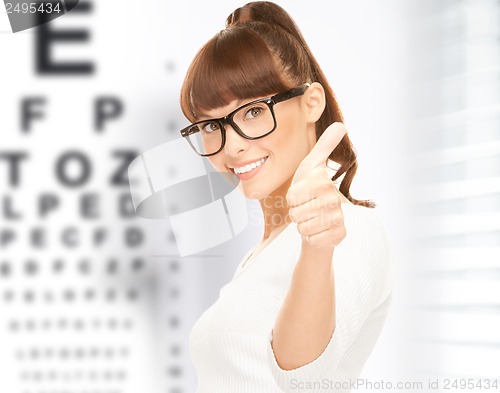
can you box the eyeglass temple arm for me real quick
[272,83,311,104]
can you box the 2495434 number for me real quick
[5,2,62,14]
[443,379,499,390]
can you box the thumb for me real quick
[292,122,347,185]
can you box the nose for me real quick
[223,124,250,157]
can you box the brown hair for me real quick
[180,1,375,208]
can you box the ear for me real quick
[302,82,326,123]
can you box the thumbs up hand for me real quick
[286,123,348,249]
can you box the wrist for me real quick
[299,238,335,264]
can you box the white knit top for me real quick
[189,202,395,392]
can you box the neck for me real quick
[259,177,293,240]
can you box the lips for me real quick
[227,156,269,174]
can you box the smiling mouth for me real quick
[228,156,269,174]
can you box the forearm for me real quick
[271,240,336,370]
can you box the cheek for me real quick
[268,118,309,164]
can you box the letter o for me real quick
[56,151,91,187]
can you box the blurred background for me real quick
[1,0,499,392]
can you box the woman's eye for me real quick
[202,122,220,134]
[244,106,264,119]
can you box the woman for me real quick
[179,2,394,392]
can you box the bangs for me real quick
[180,27,292,120]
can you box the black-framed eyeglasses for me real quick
[180,83,310,156]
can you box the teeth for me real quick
[234,157,267,174]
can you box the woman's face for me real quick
[203,92,316,201]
